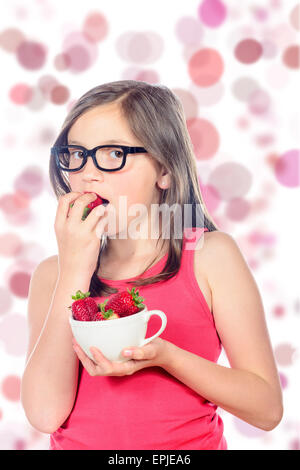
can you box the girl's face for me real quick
[67,102,166,237]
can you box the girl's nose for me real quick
[81,156,105,180]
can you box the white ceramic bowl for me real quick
[69,306,167,362]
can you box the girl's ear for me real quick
[157,173,171,190]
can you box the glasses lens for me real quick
[56,146,124,170]
[95,146,124,170]
[56,146,84,170]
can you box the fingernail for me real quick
[123,349,132,357]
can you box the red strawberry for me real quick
[69,290,99,321]
[89,306,120,321]
[99,287,145,318]
[94,300,121,321]
[69,192,106,221]
[89,310,104,321]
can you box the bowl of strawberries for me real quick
[69,287,167,362]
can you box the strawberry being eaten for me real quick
[69,191,109,221]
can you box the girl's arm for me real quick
[161,231,284,431]
[21,192,107,434]
[20,255,90,434]
[73,231,283,432]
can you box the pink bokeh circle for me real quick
[275,149,299,188]
[198,0,227,28]
[188,48,224,87]
[9,84,33,105]
[82,12,109,42]
[16,40,47,70]
[1,375,21,401]
[187,118,220,159]
[234,38,263,64]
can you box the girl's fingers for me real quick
[90,347,137,376]
[86,203,115,238]
[72,337,157,377]
[122,344,156,361]
[55,192,82,228]
[73,342,97,376]
[67,193,98,224]
[89,347,112,370]
[84,204,108,231]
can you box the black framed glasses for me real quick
[51,144,148,172]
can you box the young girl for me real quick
[21,80,283,450]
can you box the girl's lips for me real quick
[83,191,109,205]
[99,196,109,206]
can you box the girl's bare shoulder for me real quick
[195,229,257,302]
[31,254,59,290]
[196,230,237,262]
[194,230,240,289]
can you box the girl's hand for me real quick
[54,192,109,279]
[71,337,170,376]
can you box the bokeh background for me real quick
[0,0,299,450]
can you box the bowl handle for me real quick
[140,310,167,346]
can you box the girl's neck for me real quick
[97,237,169,280]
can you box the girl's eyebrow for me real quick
[68,139,133,146]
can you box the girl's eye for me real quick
[70,150,83,159]
[110,150,123,159]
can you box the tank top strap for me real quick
[182,227,209,251]
[180,226,209,273]
[176,226,212,324]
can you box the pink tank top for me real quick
[50,227,227,450]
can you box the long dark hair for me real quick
[49,80,219,297]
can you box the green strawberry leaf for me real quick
[71,290,90,301]
[126,287,145,308]
[82,206,91,221]
[99,300,109,314]
[101,308,115,319]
